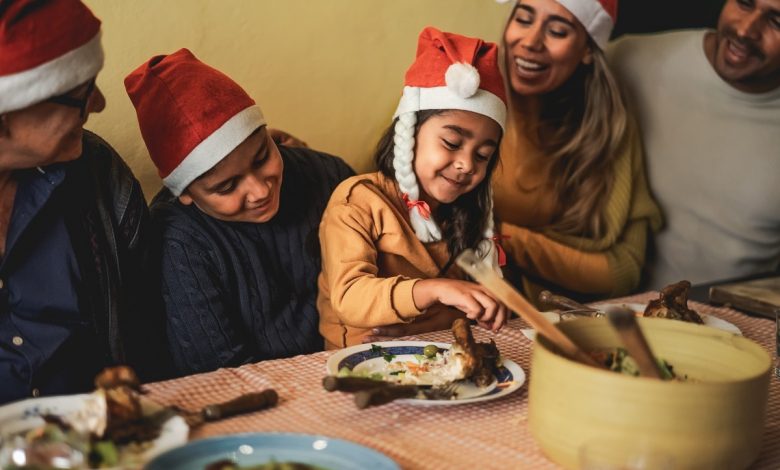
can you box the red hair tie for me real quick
[402,193,432,220]
[491,234,509,267]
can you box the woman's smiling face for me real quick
[503,0,592,96]
[413,110,501,208]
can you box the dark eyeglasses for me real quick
[46,79,96,118]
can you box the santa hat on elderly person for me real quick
[392,26,507,273]
[0,0,103,114]
[497,0,618,50]
[125,49,266,196]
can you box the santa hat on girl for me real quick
[497,0,617,50]
[125,49,266,196]
[0,0,103,114]
[392,26,507,273]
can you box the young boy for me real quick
[125,49,353,375]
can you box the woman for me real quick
[493,0,662,302]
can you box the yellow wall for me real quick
[83,0,512,199]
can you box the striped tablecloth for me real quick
[143,293,779,469]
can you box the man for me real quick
[125,49,353,376]
[0,0,166,404]
[608,0,780,288]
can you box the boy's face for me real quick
[413,110,500,208]
[179,126,284,223]
[710,0,780,93]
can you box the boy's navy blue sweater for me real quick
[150,145,353,375]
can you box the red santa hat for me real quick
[498,0,618,50]
[125,49,266,196]
[0,0,104,114]
[392,27,507,273]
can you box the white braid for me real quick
[477,188,503,277]
[393,111,442,242]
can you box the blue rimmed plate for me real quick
[325,341,525,405]
[144,433,399,470]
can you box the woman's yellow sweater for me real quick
[493,115,662,302]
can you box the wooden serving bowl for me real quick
[529,317,771,469]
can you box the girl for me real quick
[493,0,663,302]
[318,27,509,349]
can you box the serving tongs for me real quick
[322,376,458,409]
[538,290,604,318]
[455,250,599,368]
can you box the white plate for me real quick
[326,341,525,406]
[0,393,188,468]
[521,302,741,340]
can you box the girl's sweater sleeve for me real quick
[319,200,424,328]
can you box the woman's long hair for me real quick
[518,46,628,239]
[375,109,501,260]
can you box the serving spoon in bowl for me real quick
[604,305,664,379]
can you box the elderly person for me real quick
[608,0,780,288]
[0,0,165,404]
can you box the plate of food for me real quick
[145,432,399,470]
[325,319,525,406]
[524,281,742,341]
[0,367,188,469]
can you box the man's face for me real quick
[179,126,284,224]
[710,0,780,93]
[0,78,106,170]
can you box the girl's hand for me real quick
[413,279,508,332]
[362,307,465,343]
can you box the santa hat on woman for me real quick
[125,49,266,196]
[392,26,507,273]
[0,0,103,114]
[497,0,618,50]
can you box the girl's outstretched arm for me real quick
[413,279,508,332]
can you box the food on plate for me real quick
[643,280,703,324]
[0,366,170,469]
[338,319,501,388]
[590,347,682,381]
[205,459,328,470]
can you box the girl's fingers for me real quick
[471,290,499,323]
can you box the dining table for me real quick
[143,292,780,469]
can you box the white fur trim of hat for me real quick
[496,0,614,50]
[0,33,104,114]
[162,105,266,196]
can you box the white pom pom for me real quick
[445,62,480,99]
[495,0,512,3]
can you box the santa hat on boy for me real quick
[125,49,266,196]
[392,26,507,273]
[497,0,617,50]
[0,0,103,114]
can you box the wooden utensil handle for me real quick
[354,385,418,409]
[605,306,663,379]
[322,376,387,392]
[538,290,597,313]
[456,250,600,368]
[202,389,279,421]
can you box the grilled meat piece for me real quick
[644,280,704,324]
[450,318,499,387]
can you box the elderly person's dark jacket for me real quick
[0,131,169,404]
